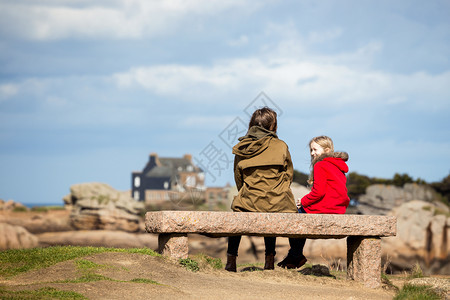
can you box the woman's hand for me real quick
[296,198,302,208]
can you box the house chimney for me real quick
[149,152,161,166]
[183,154,192,162]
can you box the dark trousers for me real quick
[288,206,307,257]
[227,207,308,257]
[227,236,276,256]
[227,235,306,257]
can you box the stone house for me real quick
[131,153,205,203]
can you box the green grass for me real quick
[31,205,65,212]
[0,286,87,300]
[75,259,106,271]
[179,258,200,272]
[0,246,160,278]
[130,278,160,284]
[60,273,114,283]
[192,253,224,270]
[394,284,442,300]
[408,262,424,279]
[179,254,224,272]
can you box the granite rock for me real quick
[382,200,450,274]
[65,183,144,232]
[146,211,396,238]
[0,223,38,250]
[357,183,436,215]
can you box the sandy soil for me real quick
[0,252,397,300]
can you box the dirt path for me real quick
[0,252,397,299]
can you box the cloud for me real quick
[0,84,18,100]
[227,35,249,47]
[0,0,263,40]
[307,27,343,44]
[112,49,450,112]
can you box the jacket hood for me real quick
[315,151,349,173]
[232,126,277,158]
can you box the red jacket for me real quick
[301,156,349,214]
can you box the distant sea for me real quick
[22,202,64,209]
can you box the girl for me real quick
[225,107,298,272]
[278,135,349,269]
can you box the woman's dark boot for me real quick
[225,254,237,272]
[277,254,307,269]
[264,254,275,270]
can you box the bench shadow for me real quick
[298,264,336,279]
[239,266,264,272]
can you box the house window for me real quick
[187,165,193,172]
[164,181,169,189]
[185,175,195,187]
[134,176,140,188]
[133,191,139,200]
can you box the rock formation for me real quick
[382,200,450,274]
[357,183,436,215]
[290,182,310,201]
[64,183,144,232]
[37,230,157,249]
[0,199,28,211]
[0,210,74,234]
[0,223,38,250]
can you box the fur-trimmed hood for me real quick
[312,151,349,173]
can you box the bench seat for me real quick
[145,211,397,288]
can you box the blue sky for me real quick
[1,0,449,205]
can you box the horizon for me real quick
[1,1,449,205]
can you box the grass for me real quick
[31,205,66,212]
[179,258,200,272]
[192,253,224,270]
[61,273,114,283]
[0,246,164,299]
[408,262,424,279]
[130,278,160,284]
[393,284,442,300]
[0,286,87,300]
[179,254,225,272]
[0,246,160,278]
[382,261,444,300]
[74,259,127,271]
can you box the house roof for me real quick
[145,166,172,178]
[142,154,202,179]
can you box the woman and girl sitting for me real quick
[225,107,350,272]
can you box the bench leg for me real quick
[347,236,381,289]
[158,233,188,259]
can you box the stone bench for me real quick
[145,211,397,288]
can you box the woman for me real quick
[225,106,298,272]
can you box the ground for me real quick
[0,252,398,299]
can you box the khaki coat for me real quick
[231,126,297,213]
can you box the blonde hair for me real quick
[309,135,334,154]
[307,136,334,185]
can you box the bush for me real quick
[12,206,28,212]
[293,170,309,186]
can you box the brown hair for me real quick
[248,106,277,132]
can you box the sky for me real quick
[0,0,449,205]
